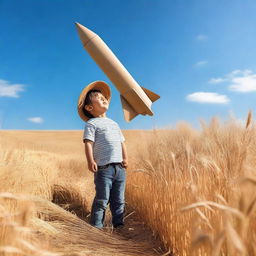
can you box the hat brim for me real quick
[77,81,111,122]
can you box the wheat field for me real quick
[1,113,256,255]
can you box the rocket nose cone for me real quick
[75,22,97,45]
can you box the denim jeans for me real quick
[90,163,126,228]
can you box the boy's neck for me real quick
[93,113,107,118]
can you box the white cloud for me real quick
[209,69,256,93]
[229,75,256,92]
[194,60,208,67]
[0,79,25,98]
[229,69,252,77]
[27,117,44,124]
[186,92,230,104]
[196,34,208,41]
[208,77,227,84]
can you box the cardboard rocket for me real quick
[75,22,160,122]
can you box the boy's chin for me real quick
[101,109,108,114]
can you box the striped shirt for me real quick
[83,117,125,166]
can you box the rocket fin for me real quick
[141,86,160,102]
[120,95,138,122]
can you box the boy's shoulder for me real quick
[86,117,118,127]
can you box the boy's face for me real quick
[85,92,109,116]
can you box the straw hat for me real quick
[77,81,111,122]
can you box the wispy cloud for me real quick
[186,92,230,104]
[0,79,25,98]
[230,76,256,92]
[194,60,208,67]
[209,69,256,92]
[196,34,208,41]
[208,77,226,84]
[27,117,44,124]
[229,69,252,77]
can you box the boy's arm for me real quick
[84,140,97,173]
[121,142,128,169]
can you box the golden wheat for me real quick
[126,114,256,255]
[1,113,256,255]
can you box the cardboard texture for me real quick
[75,22,160,122]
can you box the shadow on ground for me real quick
[51,184,172,255]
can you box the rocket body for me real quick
[75,22,160,121]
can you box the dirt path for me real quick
[83,204,170,256]
[52,184,170,255]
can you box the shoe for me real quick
[113,223,124,229]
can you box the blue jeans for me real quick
[90,163,126,228]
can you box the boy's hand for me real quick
[121,142,128,169]
[121,159,128,169]
[88,161,98,173]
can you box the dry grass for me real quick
[1,113,256,255]
[0,192,58,256]
[0,130,158,256]
[0,192,154,256]
[126,112,256,255]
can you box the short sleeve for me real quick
[83,123,96,142]
[120,129,125,143]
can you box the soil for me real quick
[86,204,172,256]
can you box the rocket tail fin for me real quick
[120,95,138,122]
[141,86,160,102]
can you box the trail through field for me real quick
[39,195,167,256]
[84,204,167,255]
[52,183,167,255]
[51,184,167,255]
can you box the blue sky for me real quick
[1,0,256,130]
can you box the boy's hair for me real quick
[82,89,101,119]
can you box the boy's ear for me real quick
[85,105,93,111]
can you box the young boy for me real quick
[77,81,128,229]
